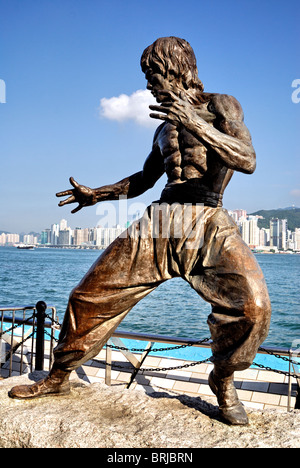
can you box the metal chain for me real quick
[259,346,300,366]
[0,330,35,368]
[140,356,212,372]
[106,340,299,376]
[106,337,211,353]
[253,361,299,379]
[0,314,35,339]
[103,356,212,372]
[45,313,61,328]
[103,356,300,377]
[13,331,35,350]
[44,329,59,341]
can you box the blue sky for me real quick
[0,0,299,233]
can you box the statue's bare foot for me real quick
[8,371,71,400]
[209,371,249,426]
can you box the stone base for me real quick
[0,372,299,448]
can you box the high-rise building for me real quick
[234,209,247,220]
[280,219,287,250]
[58,230,71,246]
[23,234,37,245]
[248,217,260,246]
[270,218,287,250]
[294,228,300,250]
[240,217,259,247]
[240,220,250,245]
[259,228,269,246]
[228,210,238,223]
[95,226,124,248]
[59,219,68,231]
[74,228,90,246]
[270,218,279,247]
[1,233,20,245]
[51,224,59,245]
[0,233,6,245]
[41,229,51,245]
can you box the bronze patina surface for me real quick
[9,37,271,425]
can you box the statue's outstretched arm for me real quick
[56,145,164,214]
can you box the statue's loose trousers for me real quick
[54,204,271,375]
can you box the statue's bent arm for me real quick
[150,93,256,174]
[187,96,257,174]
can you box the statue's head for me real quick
[141,37,203,92]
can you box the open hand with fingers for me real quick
[56,177,98,214]
[149,90,195,128]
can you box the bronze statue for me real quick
[9,37,271,426]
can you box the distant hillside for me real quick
[250,207,300,230]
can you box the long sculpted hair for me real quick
[141,37,206,98]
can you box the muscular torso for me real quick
[154,97,234,199]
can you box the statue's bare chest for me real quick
[156,123,208,182]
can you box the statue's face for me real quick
[145,67,178,100]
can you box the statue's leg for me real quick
[9,210,175,399]
[186,209,271,425]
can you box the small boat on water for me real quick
[16,244,35,250]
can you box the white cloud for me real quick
[99,89,158,128]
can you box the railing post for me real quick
[35,301,47,371]
[296,383,300,409]
[288,350,292,411]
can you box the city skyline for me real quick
[1,207,300,252]
[1,203,299,234]
[1,1,299,233]
[0,203,300,235]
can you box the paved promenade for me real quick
[74,348,297,411]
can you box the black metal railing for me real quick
[0,302,59,378]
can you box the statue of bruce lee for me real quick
[9,37,271,426]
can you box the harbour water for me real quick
[0,246,299,349]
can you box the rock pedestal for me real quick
[0,372,299,448]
